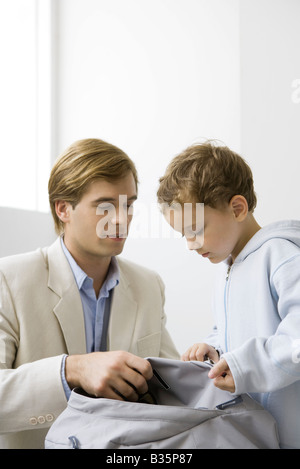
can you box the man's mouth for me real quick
[106,234,127,241]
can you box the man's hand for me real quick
[65,351,153,401]
[181,343,220,363]
[208,358,235,393]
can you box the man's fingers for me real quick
[126,354,153,381]
[67,351,153,401]
[111,379,140,402]
[124,367,150,396]
[95,373,145,402]
[112,354,153,400]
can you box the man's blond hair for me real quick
[48,138,138,234]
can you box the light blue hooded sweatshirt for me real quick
[206,220,300,449]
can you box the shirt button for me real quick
[29,417,38,426]
[46,414,54,422]
[37,415,46,424]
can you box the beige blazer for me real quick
[0,238,179,449]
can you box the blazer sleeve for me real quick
[0,271,67,434]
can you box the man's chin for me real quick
[102,236,127,254]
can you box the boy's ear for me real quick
[229,195,248,221]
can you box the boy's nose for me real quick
[186,237,203,250]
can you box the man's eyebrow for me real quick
[93,195,137,204]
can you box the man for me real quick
[0,138,179,449]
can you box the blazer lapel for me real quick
[46,238,87,355]
[108,259,138,352]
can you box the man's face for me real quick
[63,172,137,261]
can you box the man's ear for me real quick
[55,200,71,224]
[229,195,248,221]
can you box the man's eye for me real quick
[98,204,114,210]
[96,204,116,216]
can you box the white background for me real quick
[0,0,299,354]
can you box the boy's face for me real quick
[166,202,243,264]
[61,172,137,261]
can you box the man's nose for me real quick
[111,206,130,227]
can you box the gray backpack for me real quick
[45,357,279,449]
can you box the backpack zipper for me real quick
[216,395,243,410]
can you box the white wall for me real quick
[2,0,299,355]
[55,0,241,354]
[0,207,56,258]
[240,0,300,225]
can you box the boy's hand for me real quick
[208,358,235,393]
[181,343,219,363]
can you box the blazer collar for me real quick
[107,258,138,352]
[46,238,86,355]
[45,239,139,355]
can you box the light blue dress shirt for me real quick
[60,237,120,398]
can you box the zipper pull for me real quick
[216,396,243,410]
[226,265,231,280]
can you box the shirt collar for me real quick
[60,236,119,294]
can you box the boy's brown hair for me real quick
[157,141,257,211]
[48,138,138,234]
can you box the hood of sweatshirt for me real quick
[234,219,300,263]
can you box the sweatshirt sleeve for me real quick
[205,325,224,357]
[222,255,300,395]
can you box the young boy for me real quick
[157,141,300,449]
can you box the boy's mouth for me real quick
[201,252,210,258]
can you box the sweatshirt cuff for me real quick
[220,351,244,395]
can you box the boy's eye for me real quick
[184,228,204,238]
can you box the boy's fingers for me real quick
[208,358,228,379]
[181,347,192,361]
[181,343,218,362]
